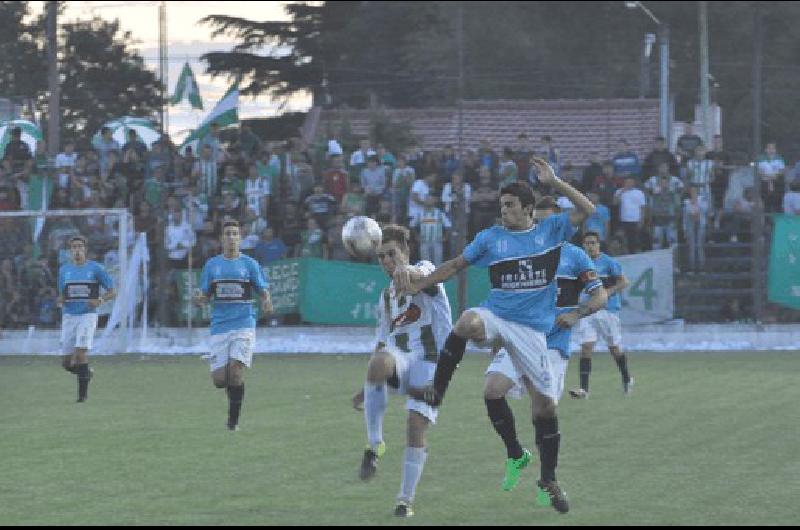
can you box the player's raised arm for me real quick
[394,255,468,294]
[531,157,595,225]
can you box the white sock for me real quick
[364,382,387,449]
[398,446,427,503]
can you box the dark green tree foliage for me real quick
[0,2,46,102]
[56,18,163,145]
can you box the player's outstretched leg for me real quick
[609,346,633,395]
[426,310,485,407]
[360,352,393,480]
[484,373,530,491]
[395,411,430,518]
[62,355,78,375]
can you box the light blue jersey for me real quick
[546,244,602,358]
[584,204,610,241]
[200,253,269,335]
[591,253,624,312]
[463,212,574,333]
[58,260,114,316]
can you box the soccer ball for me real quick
[342,216,382,259]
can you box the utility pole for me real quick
[158,1,168,135]
[46,1,59,159]
[699,1,711,144]
[751,4,764,326]
[456,2,467,314]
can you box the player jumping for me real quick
[395,158,595,514]
[483,198,606,504]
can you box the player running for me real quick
[195,220,272,431]
[395,158,595,514]
[351,224,452,518]
[57,235,116,403]
[569,231,633,399]
[483,198,607,504]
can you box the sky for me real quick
[31,1,312,141]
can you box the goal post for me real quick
[0,208,148,355]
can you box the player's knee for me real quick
[533,400,557,420]
[580,345,594,358]
[366,354,391,383]
[483,375,512,400]
[406,412,429,448]
[455,310,485,341]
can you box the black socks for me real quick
[485,397,523,459]
[432,333,467,399]
[227,383,245,428]
[579,357,592,392]
[77,364,90,401]
[536,416,560,483]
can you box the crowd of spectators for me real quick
[2,119,799,327]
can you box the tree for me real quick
[0,2,46,105]
[54,17,163,145]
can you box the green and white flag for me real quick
[170,62,203,109]
[180,84,239,153]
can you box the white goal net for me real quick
[0,208,149,355]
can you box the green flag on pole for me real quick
[170,62,203,109]
[767,214,800,310]
[180,83,239,152]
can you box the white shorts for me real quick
[485,347,568,404]
[61,313,98,354]
[471,307,560,402]
[576,310,623,347]
[206,329,256,372]
[384,346,438,424]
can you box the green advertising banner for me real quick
[768,215,800,310]
[173,258,496,326]
[265,259,303,315]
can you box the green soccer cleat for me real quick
[501,449,532,491]
[536,484,552,507]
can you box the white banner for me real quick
[617,247,675,324]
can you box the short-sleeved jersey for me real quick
[590,253,624,312]
[375,261,453,361]
[58,260,114,316]
[546,243,603,358]
[462,212,575,333]
[200,253,269,335]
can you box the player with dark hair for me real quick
[483,198,606,504]
[351,224,453,518]
[395,158,596,513]
[569,231,633,399]
[57,235,116,402]
[195,220,272,431]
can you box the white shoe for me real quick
[568,388,589,400]
[623,377,635,396]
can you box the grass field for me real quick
[1,351,798,525]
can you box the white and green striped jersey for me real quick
[374,261,453,362]
[417,208,451,243]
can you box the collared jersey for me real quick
[200,253,269,335]
[546,243,603,358]
[463,212,575,333]
[58,260,114,316]
[589,252,624,312]
[375,261,453,361]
